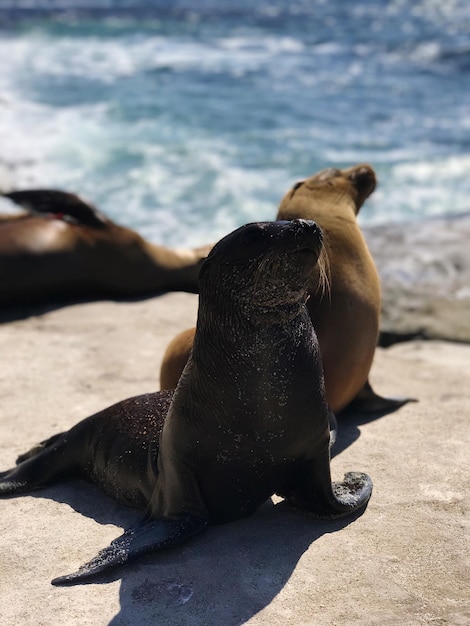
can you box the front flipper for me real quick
[51,515,208,586]
[343,379,417,414]
[287,449,372,518]
[330,471,373,515]
[3,189,109,228]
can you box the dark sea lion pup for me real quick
[0,219,372,586]
[0,189,211,304]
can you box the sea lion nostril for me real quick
[298,219,322,238]
[292,218,318,230]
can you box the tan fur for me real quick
[160,327,197,391]
[278,164,380,412]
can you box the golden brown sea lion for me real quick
[277,164,381,412]
[0,189,211,305]
[0,220,372,585]
[160,164,407,413]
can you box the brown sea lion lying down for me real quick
[0,189,211,305]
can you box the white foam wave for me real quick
[0,92,112,188]
[1,12,468,247]
[0,31,308,86]
[120,142,284,247]
[363,155,470,224]
[393,155,470,183]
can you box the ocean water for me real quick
[0,0,468,247]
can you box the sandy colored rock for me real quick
[364,213,470,344]
[0,294,469,625]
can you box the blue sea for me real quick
[0,0,468,247]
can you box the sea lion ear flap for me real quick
[290,180,304,197]
[51,515,208,586]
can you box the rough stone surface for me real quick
[364,214,470,344]
[0,294,468,625]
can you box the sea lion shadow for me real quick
[108,501,363,626]
[29,479,142,529]
[0,292,168,324]
[332,404,403,458]
[29,480,362,624]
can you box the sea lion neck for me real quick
[241,299,308,326]
[188,299,315,408]
[196,285,308,331]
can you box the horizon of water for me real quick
[0,0,469,246]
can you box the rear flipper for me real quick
[0,471,30,494]
[343,379,417,414]
[0,432,80,496]
[16,433,65,464]
[3,189,109,228]
[51,515,208,586]
[287,449,372,519]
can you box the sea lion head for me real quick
[198,219,323,321]
[289,163,376,215]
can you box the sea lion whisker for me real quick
[253,249,278,293]
[314,244,332,302]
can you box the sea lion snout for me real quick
[288,218,323,253]
[290,217,322,235]
[349,164,377,206]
